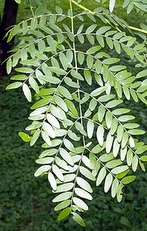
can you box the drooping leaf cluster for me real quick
[7,0,147,227]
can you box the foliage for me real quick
[1,78,147,230]
[6,0,147,227]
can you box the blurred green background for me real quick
[0,1,147,230]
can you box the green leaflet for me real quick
[30,129,41,146]
[111,178,119,198]
[59,148,74,166]
[48,172,57,191]
[76,177,93,193]
[19,132,31,142]
[58,207,70,221]
[34,165,51,177]
[87,120,94,139]
[55,183,73,193]
[54,95,68,112]
[23,83,32,102]
[96,167,106,186]
[111,165,129,174]
[72,212,85,227]
[104,173,113,193]
[91,86,107,96]
[121,176,136,184]
[80,166,95,181]
[6,82,22,90]
[75,188,92,200]
[54,200,71,211]
[84,70,92,85]
[73,197,88,210]
[52,192,72,202]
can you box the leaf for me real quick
[78,52,85,65]
[86,24,97,33]
[65,99,78,116]
[72,212,85,227]
[86,56,93,69]
[43,122,55,138]
[91,86,107,96]
[64,139,75,152]
[39,149,57,158]
[68,130,80,141]
[128,129,145,135]
[6,82,22,90]
[111,165,129,174]
[106,132,113,153]
[121,176,136,184]
[84,70,92,85]
[54,200,71,211]
[117,125,124,142]
[31,98,51,109]
[48,172,57,191]
[111,178,119,198]
[49,66,67,75]
[106,111,113,129]
[15,0,21,3]
[60,148,74,166]
[18,132,31,142]
[121,132,129,149]
[22,84,32,102]
[71,70,84,81]
[75,122,87,136]
[113,138,120,157]
[64,77,80,88]
[104,173,113,192]
[52,192,72,202]
[120,147,127,161]
[96,167,106,186]
[50,105,64,120]
[47,114,60,129]
[76,177,93,193]
[52,164,64,182]
[132,156,138,172]
[80,166,95,181]
[30,107,48,117]
[75,188,92,200]
[34,165,50,177]
[15,67,33,73]
[55,183,73,193]
[55,157,69,171]
[112,108,130,115]
[97,125,104,146]
[99,153,114,162]
[106,159,122,169]
[58,207,70,221]
[30,129,40,146]
[109,0,116,12]
[54,95,68,112]
[87,120,94,139]
[58,86,72,100]
[105,100,122,108]
[73,197,88,210]
[6,58,12,74]
[41,131,51,146]
[29,77,39,94]
[98,105,106,122]
[140,156,147,161]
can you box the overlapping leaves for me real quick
[6,1,147,227]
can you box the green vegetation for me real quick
[0,79,147,230]
[0,0,147,230]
